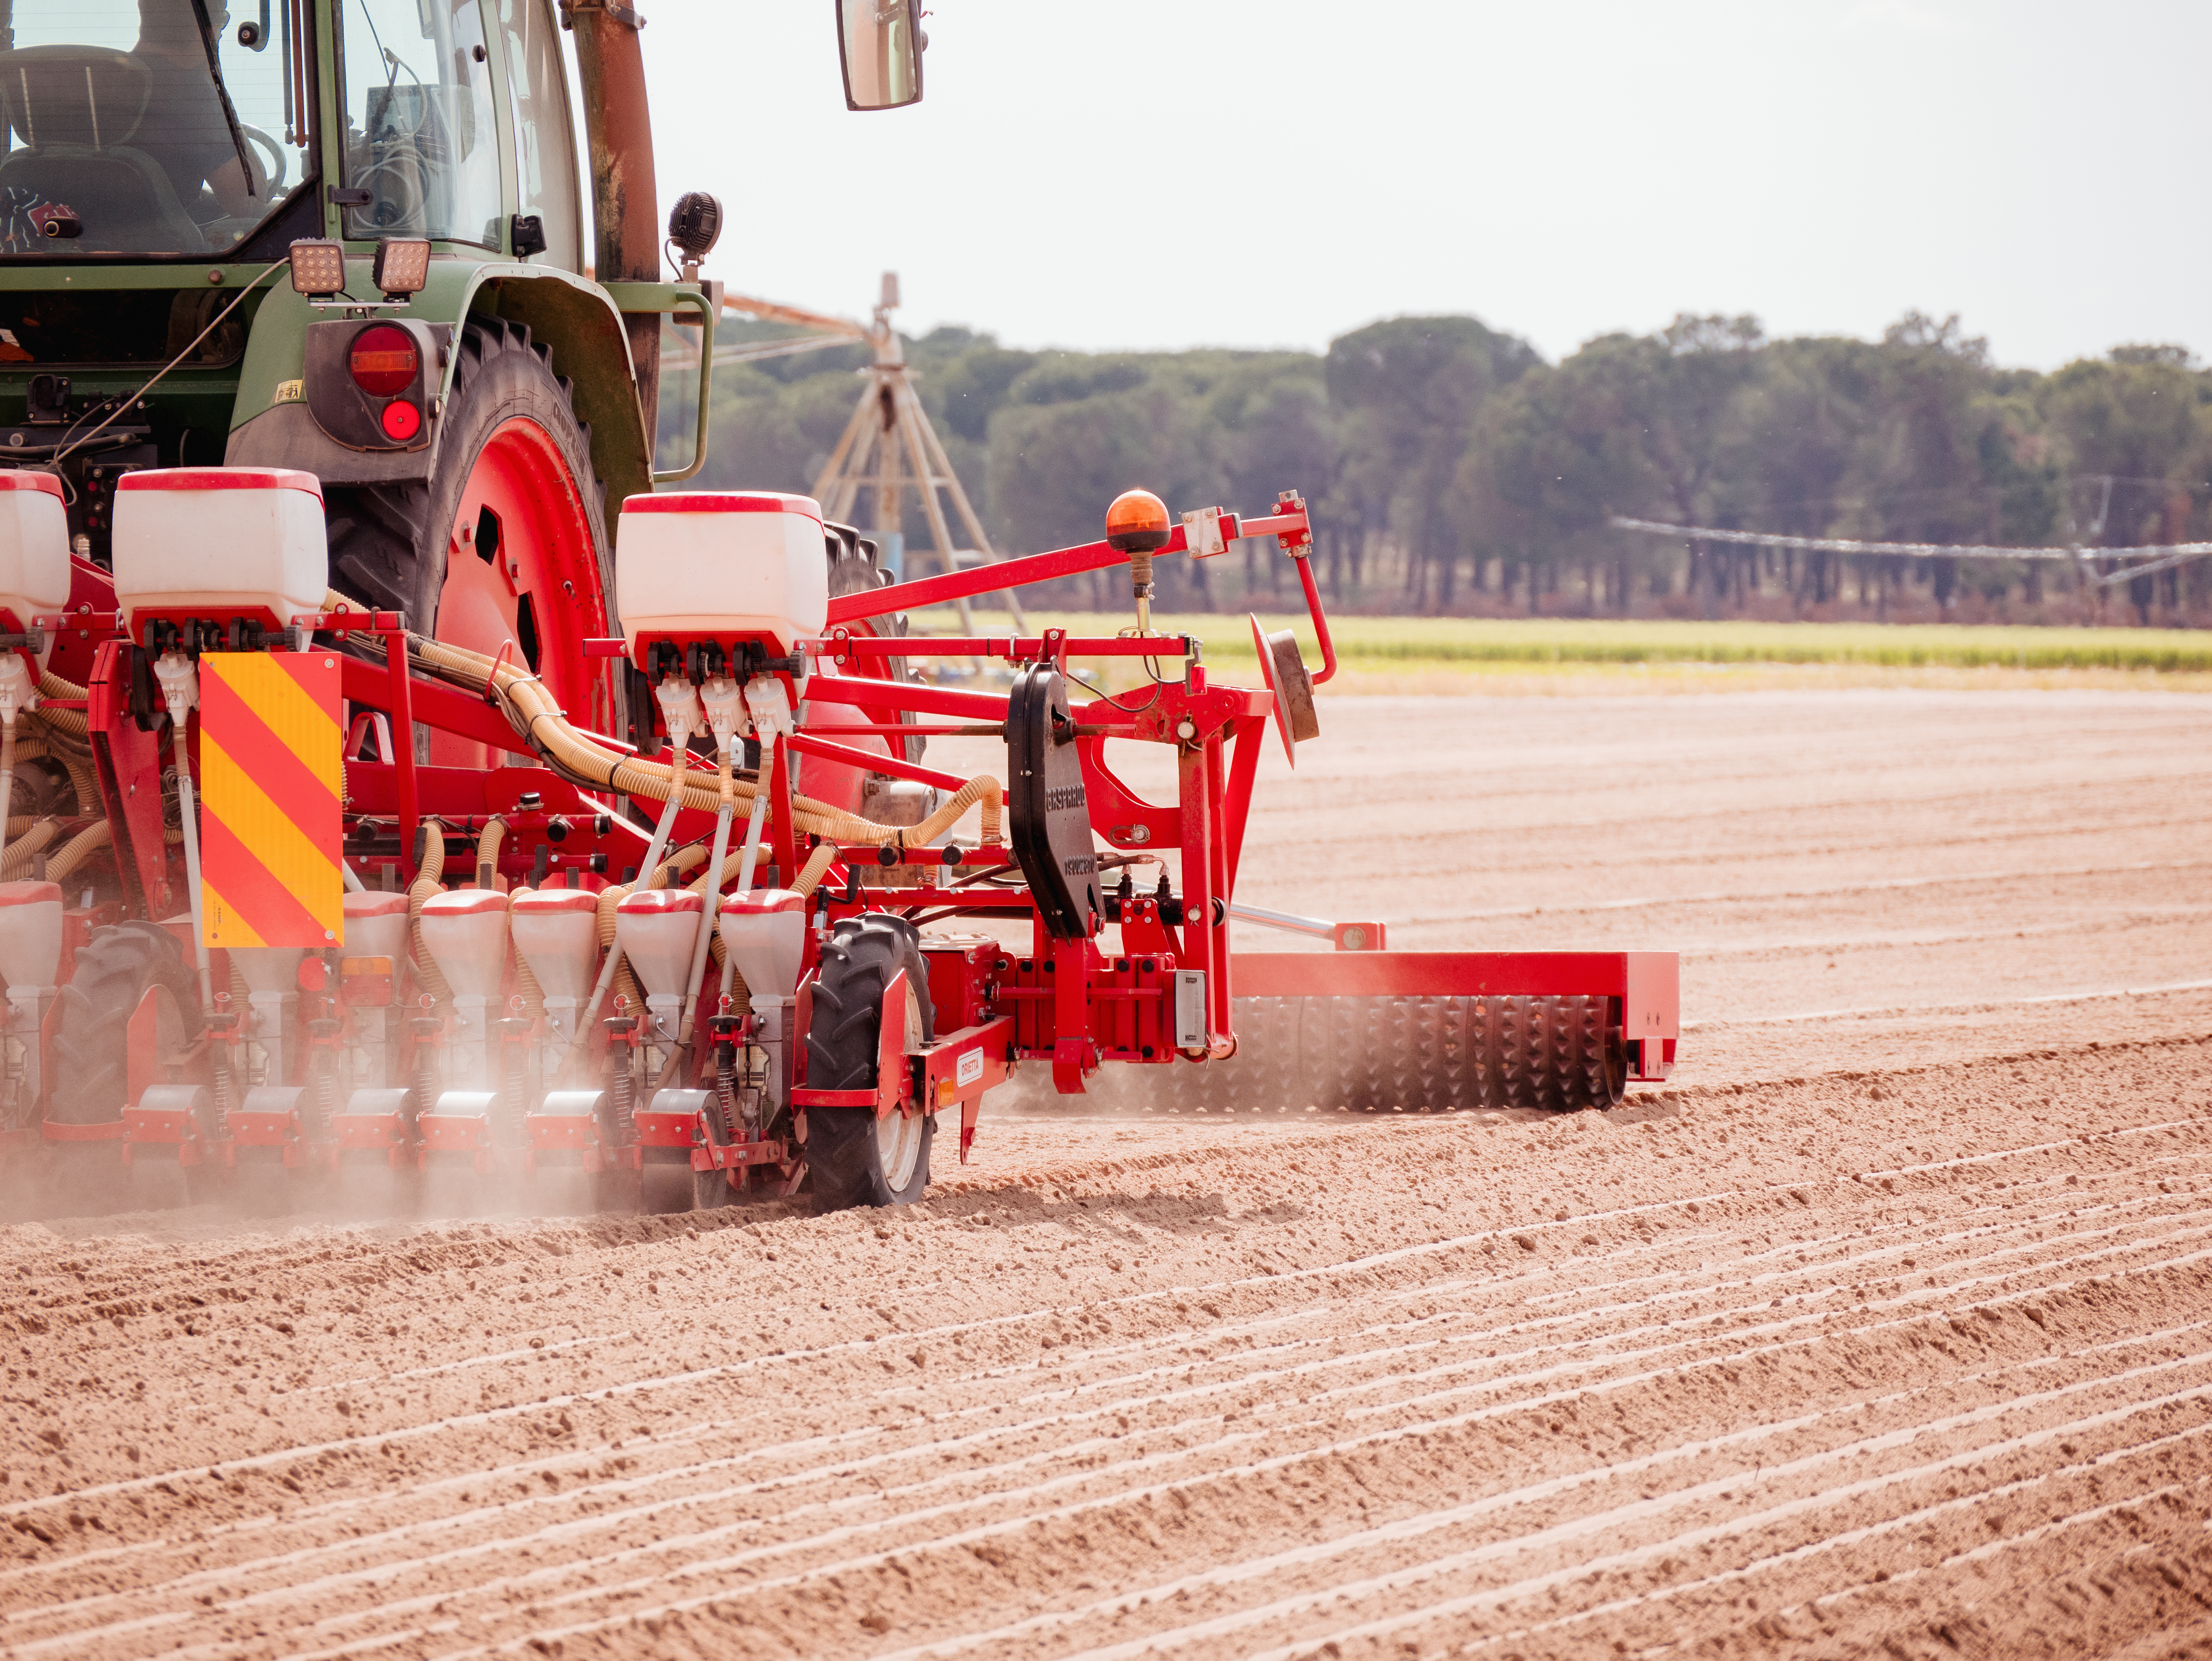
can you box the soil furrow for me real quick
[5,693,2209,1661]
[174,1260,2212,1661]
[13,1172,2199,1644]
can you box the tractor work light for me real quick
[287,238,347,298]
[668,193,723,264]
[371,237,432,300]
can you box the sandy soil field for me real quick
[1,684,2209,1661]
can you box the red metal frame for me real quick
[333,1103,412,1163]
[783,732,972,796]
[1235,951,1678,1081]
[58,485,1676,1148]
[809,633,1198,664]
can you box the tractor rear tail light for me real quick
[348,324,419,396]
[303,319,447,452]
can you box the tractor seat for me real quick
[0,46,206,254]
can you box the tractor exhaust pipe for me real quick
[568,1,662,436]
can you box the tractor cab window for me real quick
[497,0,578,269]
[0,0,310,256]
[336,0,501,248]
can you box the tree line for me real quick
[660,309,2212,625]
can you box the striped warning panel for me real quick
[199,652,343,949]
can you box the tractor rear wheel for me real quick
[324,317,623,767]
[48,923,202,1124]
[46,922,205,1212]
[803,915,935,1211]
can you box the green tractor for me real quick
[0,0,923,766]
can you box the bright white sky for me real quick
[621,0,2210,370]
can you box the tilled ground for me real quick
[2,685,2210,1660]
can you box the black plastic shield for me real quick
[1006,664,1100,940]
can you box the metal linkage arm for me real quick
[828,528,1170,624]
[803,674,1008,721]
[1228,900,1384,952]
[781,732,973,795]
[1290,550,1338,685]
[825,504,1314,625]
[808,634,1196,663]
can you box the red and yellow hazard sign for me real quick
[198,653,344,949]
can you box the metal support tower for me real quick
[707,274,1024,633]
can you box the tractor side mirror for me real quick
[836,0,924,111]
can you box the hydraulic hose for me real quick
[21,672,98,821]
[476,816,506,890]
[0,817,58,879]
[407,820,452,1007]
[44,818,108,886]
[587,880,644,1056]
[382,624,1002,849]
[512,949,546,1021]
[703,839,833,980]
[32,672,87,738]
[672,732,741,1056]
[0,716,19,872]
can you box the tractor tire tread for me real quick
[803,915,936,1211]
[324,315,623,736]
[46,923,202,1125]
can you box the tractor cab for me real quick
[0,0,591,580]
[0,0,922,572]
[0,0,581,266]
[0,0,312,260]
[0,0,935,924]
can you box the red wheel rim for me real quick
[429,417,611,769]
